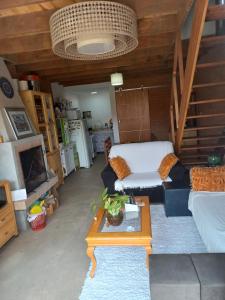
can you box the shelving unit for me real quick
[20,91,63,187]
[0,181,18,248]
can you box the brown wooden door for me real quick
[116,89,151,143]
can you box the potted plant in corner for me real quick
[93,188,129,226]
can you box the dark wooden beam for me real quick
[0,10,177,39]
[0,10,53,38]
[0,0,47,9]
[0,33,51,55]
[0,31,175,56]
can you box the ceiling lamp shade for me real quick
[111,73,123,86]
[49,1,138,60]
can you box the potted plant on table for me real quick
[92,188,129,226]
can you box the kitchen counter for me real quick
[92,129,114,152]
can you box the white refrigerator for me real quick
[69,119,93,168]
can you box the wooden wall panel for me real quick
[116,89,151,143]
[149,87,171,140]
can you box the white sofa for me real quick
[188,191,225,252]
[108,141,173,191]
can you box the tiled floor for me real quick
[0,155,105,300]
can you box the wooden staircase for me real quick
[170,0,225,167]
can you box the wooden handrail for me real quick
[177,32,184,93]
[176,0,208,152]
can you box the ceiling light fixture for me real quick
[111,73,123,86]
[49,1,138,60]
[91,91,98,95]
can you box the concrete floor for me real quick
[0,155,105,300]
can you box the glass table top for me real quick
[99,208,141,233]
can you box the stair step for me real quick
[184,124,225,131]
[183,135,225,142]
[201,34,225,48]
[180,154,209,159]
[187,113,225,119]
[181,144,225,151]
[193,81,225,89]
[182,160,208,165]
[189,98,225,105]
[196,60,225,69]
[206,4,225,21]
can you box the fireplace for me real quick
[0,134,48,192]
[19,145,47,193]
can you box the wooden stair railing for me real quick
[169,0,225,167]
[170,31,184,143]
[175,0,209,152]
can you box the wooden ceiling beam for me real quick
[0,10,53,38]
[59,70,172,87]
[27,56,172,76]
[4,44,172,66]
[138,14,177,36]
[0,0,48,9]
[0,10,177,39]
[0,33,51,55]
[0,31,175,56]
[42,64,173,83]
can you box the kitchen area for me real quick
[51,82,115,177]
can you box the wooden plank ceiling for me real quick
[0,0,193,86]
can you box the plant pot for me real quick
[106,211,123,226]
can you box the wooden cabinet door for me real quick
[116,89,151,143]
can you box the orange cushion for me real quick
[191,166,225,192]
[158,153,178,180]
[110,156,131,180]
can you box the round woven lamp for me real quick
[49,1,138,60]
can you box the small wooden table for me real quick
[86,196,152,278]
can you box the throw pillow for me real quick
[109,156,131,180]
[158,153,179,180]
[191,166,225,192]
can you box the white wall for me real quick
[63,87,80,108]
[51,81,120,142]
[0,59,27,141]
[78,89,112,129]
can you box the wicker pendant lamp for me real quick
[49,1,138,60]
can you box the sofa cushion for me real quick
[191,254,225,300]
[150,254,200,300]
[114,172,171,191]
[158,153,178,180]
[109,156,131,180]
[109,141,174,173]
[190,166,225,192]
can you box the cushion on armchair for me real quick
[109,156,131,180]
[158,153,178,180]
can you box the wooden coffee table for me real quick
[86,196,152,278]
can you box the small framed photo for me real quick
[5,107,35,139]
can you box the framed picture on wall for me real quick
[5,107,35,139]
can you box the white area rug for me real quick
[79,205,207,300]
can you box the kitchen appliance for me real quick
[69,119,92,168]
[59,143,75,177]
[56,118,70,145]
[66,108,81,120]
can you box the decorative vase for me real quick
[208,153,222,167]
[106,211,123,226]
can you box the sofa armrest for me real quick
[101,164,118,194]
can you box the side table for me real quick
[163,181,191,217]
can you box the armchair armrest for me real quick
[101,164,118,194]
